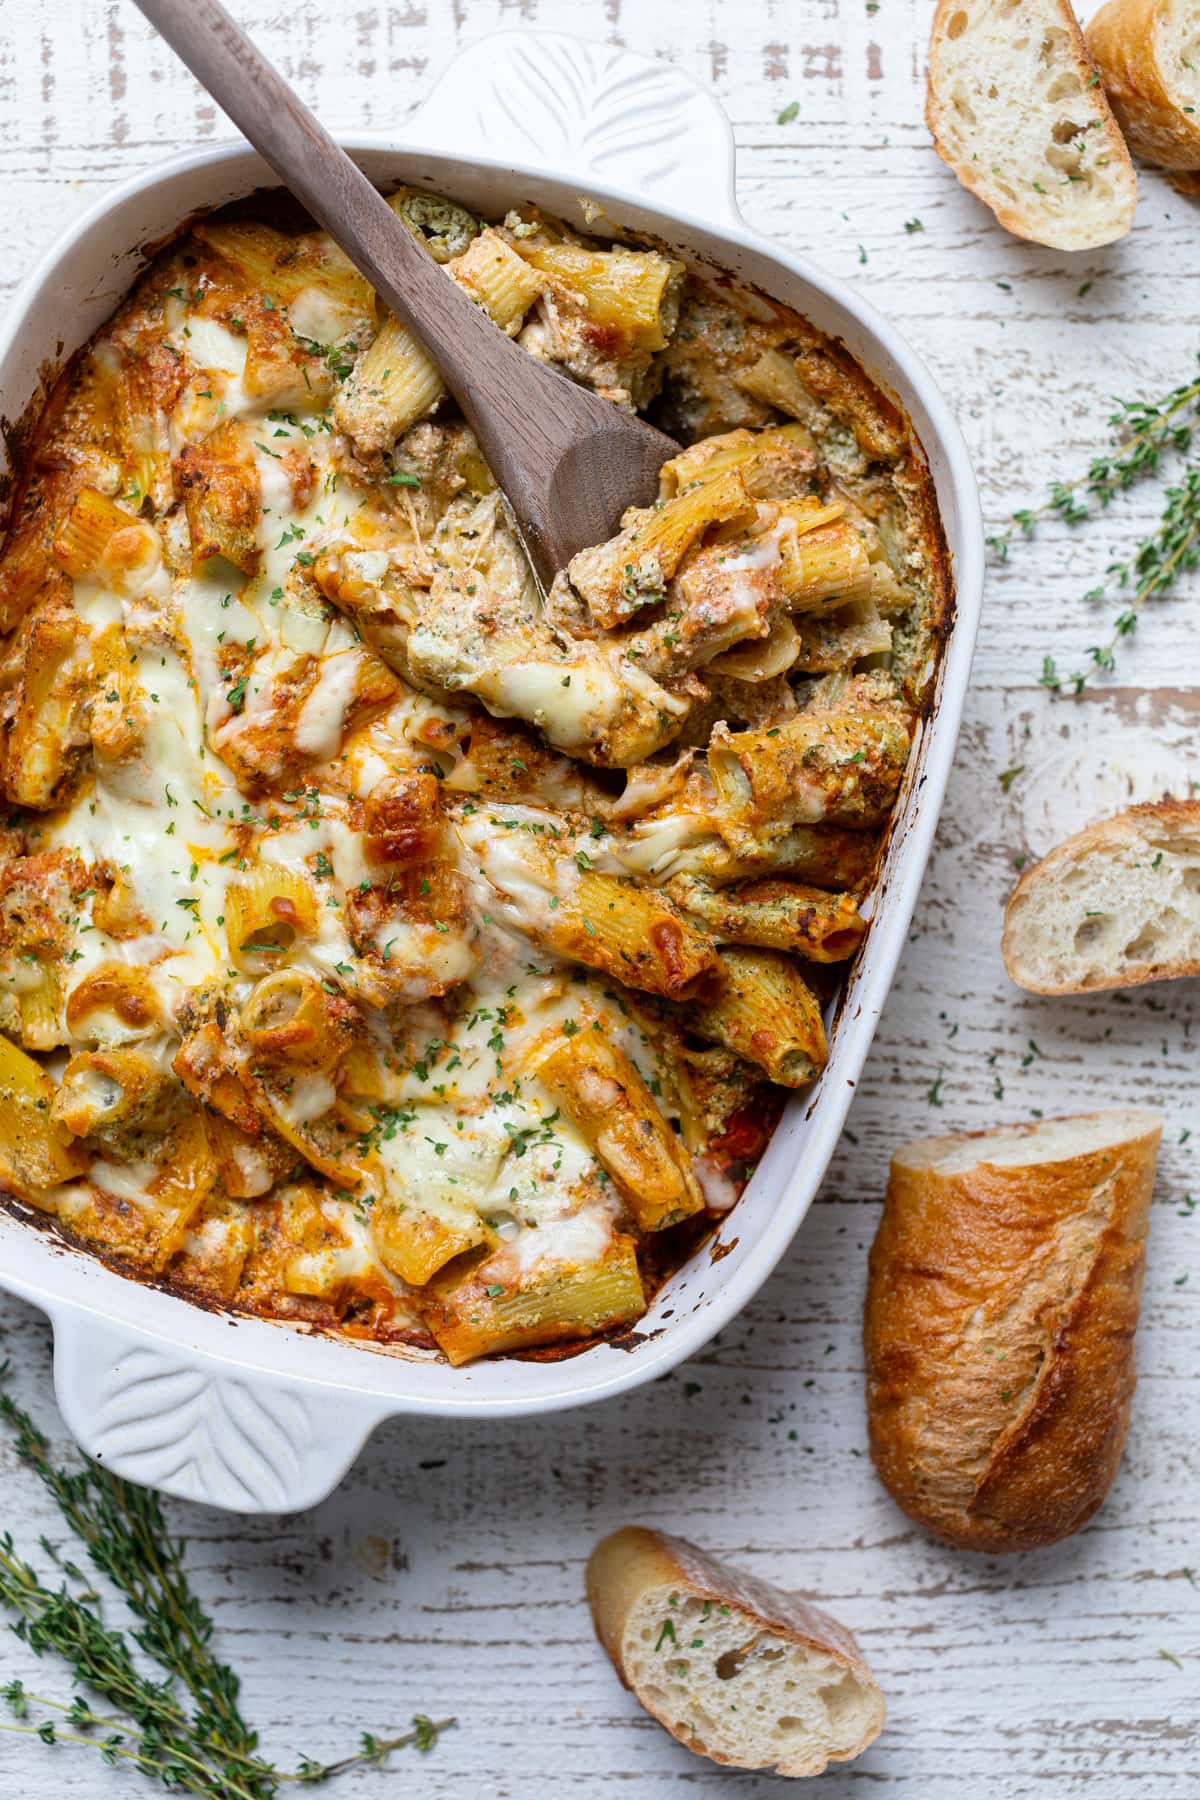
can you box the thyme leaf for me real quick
[987,360,1200,691]
[0,1374,452,1793]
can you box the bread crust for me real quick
[1002,798,1200,994]
[1088,0,1200,170]
[926,0,1137,250]
[586,1526,885,1775]
[864,1111,1161,1553]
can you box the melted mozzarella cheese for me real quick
[32,252,711,1334]
[293,650,362,759]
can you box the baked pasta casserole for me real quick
[0,191,948,1364]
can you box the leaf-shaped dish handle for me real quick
[50,1312,381,1513]
[410,30,741,228]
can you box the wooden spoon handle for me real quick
[131,0,515,407]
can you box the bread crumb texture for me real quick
[586,1527,885,1776]
[1003,800,1200,994]
[927,0,1137,249]
[625,1586,867,1775]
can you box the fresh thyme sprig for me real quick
[0,1377,452,1792]
[0,1385,265,1791]
[987,360,1200,692]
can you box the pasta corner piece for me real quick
[423,1234,646,1366]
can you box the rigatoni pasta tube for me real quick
[549,870,719,1002]
[204,1111,295,1200]
[52,486,163,589]
[370,1184,493,1287]
[537,1030,703,1231]
[335,230,541,452]
[176,427,262,574]
[514,240,680,349]
[14,966,62,1051]
[51,1046,174,1140]
[2,608,93,809]
[143,1113,217,1271]
[685,821,880,892]
[669,875,866,963]
[683,949,827,1088]
[194,219,373,314]
[246,1065,367,1189]
[736,347,820,423]
[709,708,910,834]
[777,508,874,612]
[333,313,444,455]
[0,1031,90,1198]
[658,423,816,501]
[241,970,357,1072]
[451,229,543,329]
[424,1234,646,1366]
[115,355,174,516]
[225,865,318,967]
[64,964,160,1044]
[567,469,754,629]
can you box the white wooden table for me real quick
[1,1,1197,1793]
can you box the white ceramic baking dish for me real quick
[0,29,982,1513]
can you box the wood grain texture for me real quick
[0,0,1198,1794]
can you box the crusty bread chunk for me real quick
[1088,0,1200,170]
[586,1527,885,1776]
[927,0,1137,249]
[1003,800,1200,994]
[866,1110,1161,1553]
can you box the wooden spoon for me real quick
[131,0,680,586]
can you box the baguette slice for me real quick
[866,1110,1161,1553]
[1003,799,1200,994]
[1087,0,1200,170]
[927,0,1137,250]
[586,1527,885,1777]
